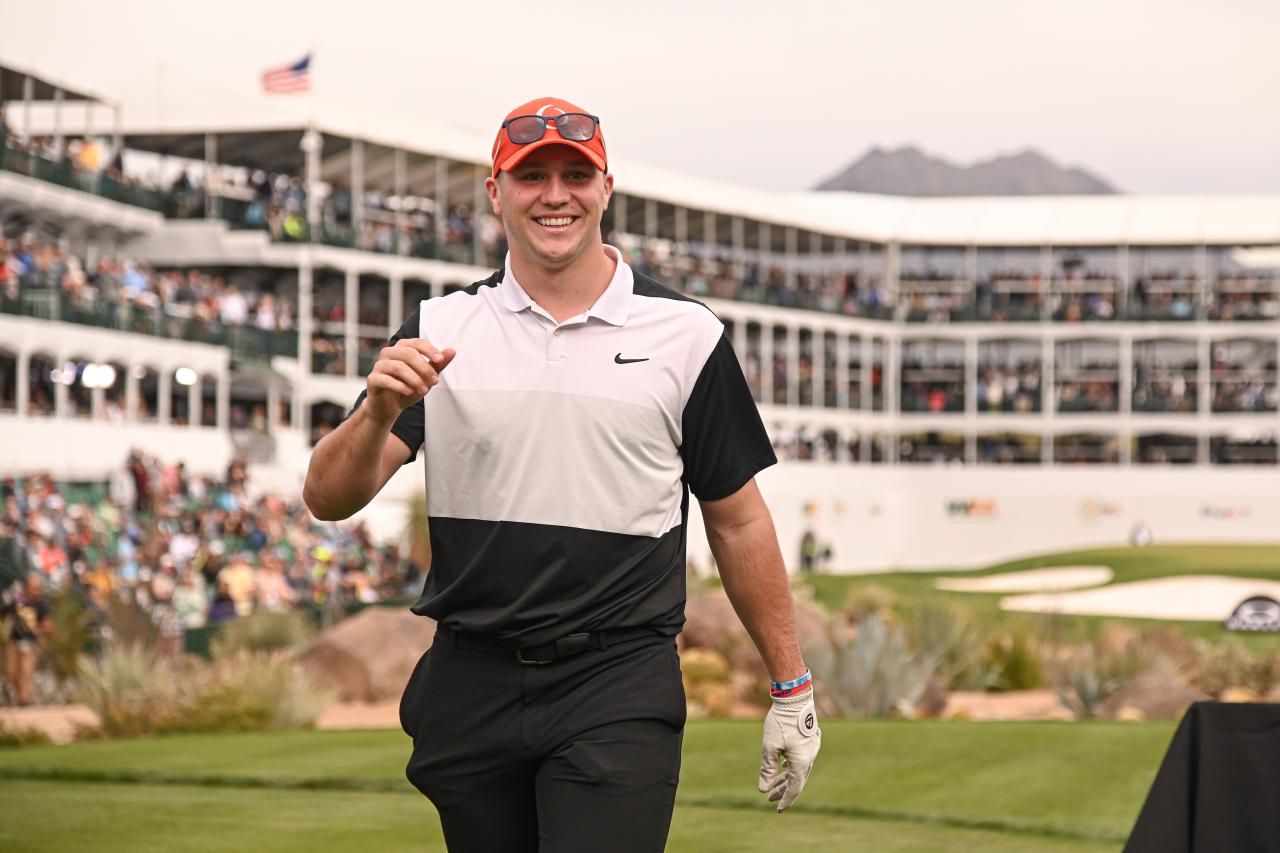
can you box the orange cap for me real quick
[491,97,607,177]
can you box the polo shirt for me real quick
[346,245,776,647]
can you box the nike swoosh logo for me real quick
[614,354,649,364]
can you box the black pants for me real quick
[400,632,686,853]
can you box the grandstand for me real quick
[4,60,1280,571]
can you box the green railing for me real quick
[0,142,163,211]
[0,277,298,364]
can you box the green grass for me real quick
[0,720,1174,851]
[805,543,1280,645]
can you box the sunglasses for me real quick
[502,113,600,145]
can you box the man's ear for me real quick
[602,171,614,206]
[484,174,502,217]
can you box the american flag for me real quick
[261,54,311,94]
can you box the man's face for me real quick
[486,145,613,272]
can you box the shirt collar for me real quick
[497,244,633,326]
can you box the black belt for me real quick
[434,625,663,665]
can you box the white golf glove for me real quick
[758,687,821,811]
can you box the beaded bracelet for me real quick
[769,669,813,699]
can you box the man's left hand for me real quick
[758,688,821,811]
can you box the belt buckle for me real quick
[516,647,553,666]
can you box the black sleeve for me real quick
[680,332,777,501]
[342,308,425,465]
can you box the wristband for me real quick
[769,669,812,699]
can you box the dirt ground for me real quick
[1,690,1075,745]
[0,700,403,745]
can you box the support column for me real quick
[473,165,486,266]
[158,369,172,426]
[886,242,901,315]
[1198,332,1211,464]
[860,337,872,411]
[297,250,314,386]
[813,329,827,409]
[22,76,33,142]
[1117,245,1130,320]
[302,127,323,241]
[188,377,200,430]
[351,139,365,248]
[787,325,799,407]
[52,89,64,158]
[760,322,774,405]
[125,364,139,422]
[394,148,408,255]
[644,198,657,240]
[434,158,449,255]
[732,216,745,276]
[15,352,29,417]
[836,333,850,410]
[204,133,219,220]
[703,211,716,255]
[1042,334,1055,464]
[91,378,104,421]
[388,274,404,334]
[344,268,358,377]
[216,369,231,433]
[1119,333,1132,465]
[785,227,798,290]
[885,337,900,464]
[965,335,978,464]
[53,358,69,418]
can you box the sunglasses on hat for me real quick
[501,113,600,146]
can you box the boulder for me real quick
[299,607,436,703]
[1100,671,1209,720]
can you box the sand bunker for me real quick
[936,566,1114,594]
[1000,575,1280,621]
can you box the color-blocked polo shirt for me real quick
[347,246,775,646]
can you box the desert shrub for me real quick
[75,643,176,738]
[0,718,53,748]
[806,615,939,717]
[840,583,897,622]
[76,643,332,739]
[1191,638,1280,699]
[210,611,315,658]
[983,624,1046,691]
[903,601,997,691]
[1057,630,1163,719]
[43,586,99,682]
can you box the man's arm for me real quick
[303,412,411,521]
[303,337,454,521]
[701,477,820,813]
[699,478,805,682]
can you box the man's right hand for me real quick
[364,338,456,424]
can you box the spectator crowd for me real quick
[0,450,422,685]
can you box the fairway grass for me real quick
[0,719,1172,852]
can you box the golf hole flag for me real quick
[261,54,311,94]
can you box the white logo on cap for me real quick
[536,104,566,117]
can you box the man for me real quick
[303,97,820,852]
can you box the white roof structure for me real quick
[28,64,1280,248]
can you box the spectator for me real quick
[1,573,52,705]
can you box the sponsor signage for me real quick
[946,499,998,519]
[1200,504,1252,521]
[1225,595,1280,632]
[1080,500,1122,524]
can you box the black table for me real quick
[1126,701,1280,852]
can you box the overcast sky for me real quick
[3,0,1278,194]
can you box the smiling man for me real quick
[303,97,820,852]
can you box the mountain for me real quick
[813,145,1119,196]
